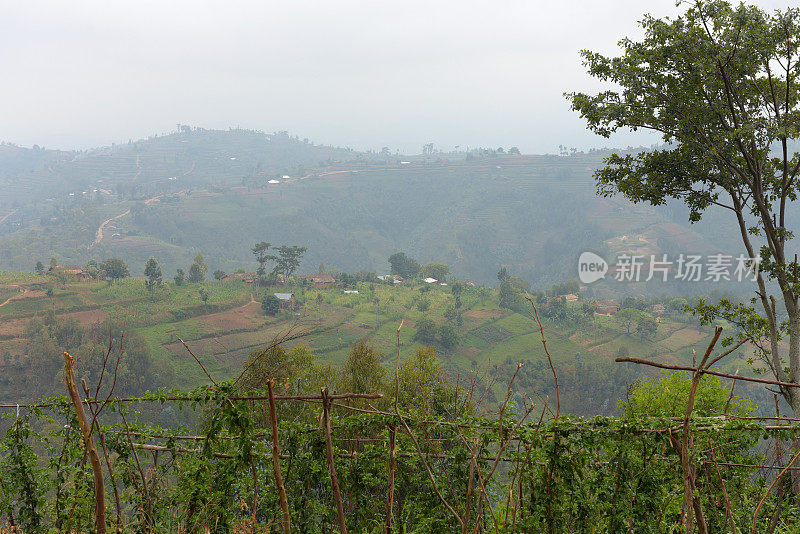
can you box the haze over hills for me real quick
[0,127,751,289]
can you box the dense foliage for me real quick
[0,367,793,533]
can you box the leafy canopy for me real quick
[567,0,800,409]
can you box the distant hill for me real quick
[0,129,362,207]
[0,129,754,288]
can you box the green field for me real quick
[0,271,738,414]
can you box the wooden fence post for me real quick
[64,351,106,534]
[268,379,291,534]
[321,387,348,534]
[385,424,397,534]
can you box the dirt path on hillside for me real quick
[89,209,130,249]
[0,286,27,308]
[132,155,142,181]
[0,210,17,225]
[88,190,172,249]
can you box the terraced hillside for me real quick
[0,271,756,414]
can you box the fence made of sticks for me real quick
[3,313,800,533]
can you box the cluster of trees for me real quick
[614,308,658,338]
[252,242,307,282]
[21,311,167,399]
[388,252,420,279]
[173,253,208,286]
[465,146,521,158]
[35,257,130,283]
[238,339,463,421]
[414,318,459,349]
[388,253,454,284]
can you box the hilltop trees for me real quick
[188,253,207,283]
[499,274,521,310]
[421,263,449,281]
[568,1,800,415]
[251,242,307,282]
[99,258,129,283]
[252,242,271,277]
[144,257,162,289]
[174,269,185,286]
[35,261,44,274]
[497,267,508,283]
[272,245,306,278]
[389,252,420,279]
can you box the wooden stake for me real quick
[268,379,291,534]
[385,424,397,534]
[322,387,348,534]
[64,352,106,534]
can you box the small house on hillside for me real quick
[560,294,579,302]
[296,273,335,288]
[274,293,295,309]
[222,272,258,284]
[48,265,90,281]
[423,278,438,284]
[595,299,620,316]
[651,304,666,316]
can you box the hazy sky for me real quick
[1,0,790,154]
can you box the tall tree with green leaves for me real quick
[568,1,800,413]
[421,263,449,281]
[272,245,306,278]
[388,252,421,279]
[261,294,280,315]
[144,257,162,290]
[251,242,271,277]
[497,266,509,283]
[188,253,207,283]
[99,258,129,283]
[341,340,386,395]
